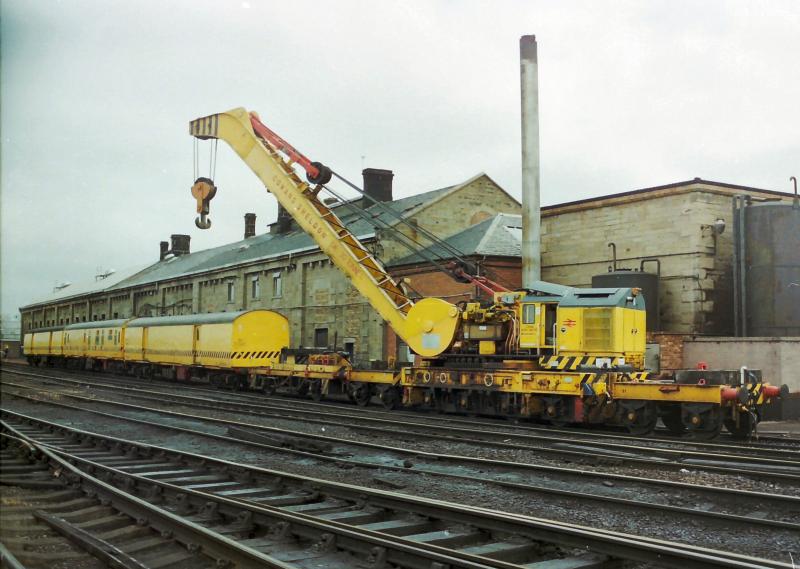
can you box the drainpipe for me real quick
[737,196,749,336]
[732,196,740,337]
[520,34,541,286]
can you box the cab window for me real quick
[522,304,536,324]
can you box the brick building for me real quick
[19,176,797,366]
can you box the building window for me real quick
[272,272,282,298]
[251,276,260,300]
[227,281,235,303]
[314,328,329,348]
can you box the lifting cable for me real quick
[194,138,218,181]
[331,170,479,269]
[317,183,463,299]
[323,170,516,291]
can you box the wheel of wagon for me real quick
[378,386,401,410]
[621,401,658,436]
[293,379,309,397]
[351,382,372,407]
[685,404,723,440]
[659,404,686,436]
[262,377,277,396]
[310,381,323,402]
[542,396,571,427]
[724,408,758,440]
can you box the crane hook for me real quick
[195,214,212,229]
[191,177,217,230]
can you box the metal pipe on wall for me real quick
[520,34,541,286]
[739,196,750,336]
[732,196,740,337]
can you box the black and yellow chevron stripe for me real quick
[538,355,626,370]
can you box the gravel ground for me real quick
[2,382,799,565]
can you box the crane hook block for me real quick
[307,162,333,185]
[192,177,217,230]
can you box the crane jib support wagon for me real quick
[183,107,787,439]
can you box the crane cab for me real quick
[519,301,558,351]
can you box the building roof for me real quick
[543,178,796,216]
[20,264,150,310]
[20,176,486,311]
[111,180,470,292]
[391,213,522,266]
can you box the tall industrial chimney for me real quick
[520,35,541,286]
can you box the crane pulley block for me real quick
[191,177,217,229]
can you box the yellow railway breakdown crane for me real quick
[189,108,785,439]
[190,108,459,360]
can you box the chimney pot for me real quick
[170,234,191,256]
[244,212,257,238]
[361,168,393,207]
[270,205,293,234]
[159,241,169,261]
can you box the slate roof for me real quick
[21,174,508,311]
[20,264,150,309]
[21,177,477,310]
[391,213,523,266]
[112,182,460,291]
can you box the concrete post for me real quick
[520,34,541,285]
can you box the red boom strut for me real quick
[249,112,332,185]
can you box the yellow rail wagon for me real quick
[23,327,63,366]
[64,319,129,369]
[125,310,289,384]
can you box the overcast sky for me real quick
[2,0,798,318]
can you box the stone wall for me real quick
[647,332,688,373]
[682,337,800,393]
[541,182,795,335]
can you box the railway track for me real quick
[4,370,799,482]
[3,384,800,541]
[2,409,795,569]
[8,362,798,449]
[7,362,799,451]
[0,433,295,569]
